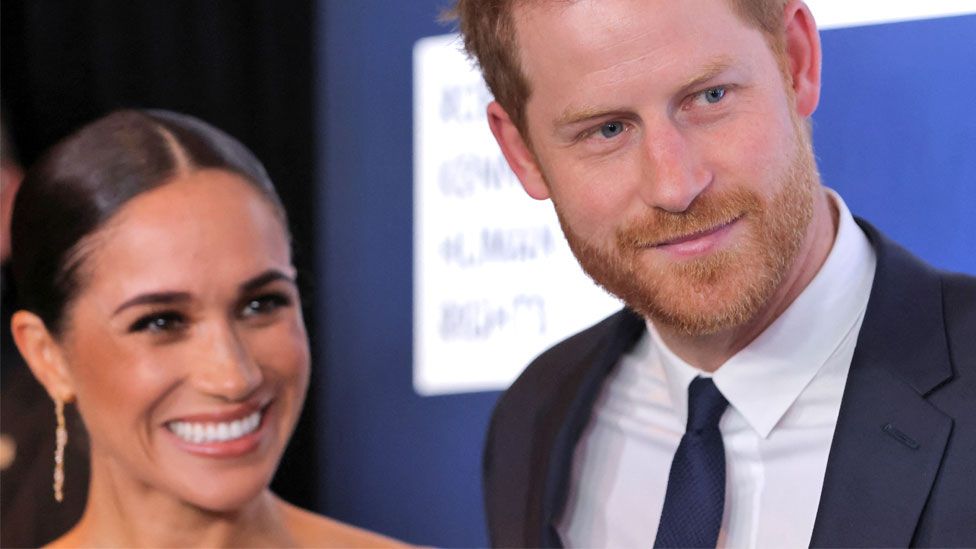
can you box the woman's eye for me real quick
[701,86,727,104]
[599,121,625,139]
[241,294,291,318]
[129,312,186,334]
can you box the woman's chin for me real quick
[158,458,280,514]
[181,480,273,514]
[152,410,290,512]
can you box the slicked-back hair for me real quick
[10,109,288,336]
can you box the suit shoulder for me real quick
[941,269,976,305]
[482,308,639,545]
[485,307,641,465]
[494,308,635,418]
[941,270,976,370]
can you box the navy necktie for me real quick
[654,376,729,548]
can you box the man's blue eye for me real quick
[600,121,625,138]
[703,87,726,104]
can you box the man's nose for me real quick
[638,122,712,213]
[192,322,263,401]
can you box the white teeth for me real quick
[167,410,262,444]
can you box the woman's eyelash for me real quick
[240,292,293,317]
[128,311,187,333]
[125,292,294,333]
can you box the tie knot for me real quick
[686,377,728,432]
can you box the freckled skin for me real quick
[490,0,836,370]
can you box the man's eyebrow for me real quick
[553,105,625,129]
[113,292,192,316]
[678,56,736,93]
[239,269,297,293]
[552,56,738,130]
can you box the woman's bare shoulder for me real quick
[280,499,413,548]
[42,526,83,548]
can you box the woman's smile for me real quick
[53,171,310,511]
[8,109,403,547]
[164,399,273,457]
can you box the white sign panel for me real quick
[808,1,976,29]
[412,34,621,396]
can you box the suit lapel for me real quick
[809,367,952,547]
[539,308,645,547]
[810,220,954,547]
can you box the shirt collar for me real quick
[651,190,876,437]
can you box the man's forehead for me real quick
[511,0,760,85]
[509,0,763,51]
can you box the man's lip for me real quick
[650,216,742,247]
[165,399,269,424]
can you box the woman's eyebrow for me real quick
[112,292,191,316]
[239,269,297,293]
[111,270,296,316]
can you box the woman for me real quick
[9,110,405,547]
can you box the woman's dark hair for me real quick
[10,109,288,337]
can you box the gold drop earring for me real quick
[54,398,67,502]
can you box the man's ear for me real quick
[10,310,76,403]
[486,101,551,200]
[782,0,822,117]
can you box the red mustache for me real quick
[617,188,762,249]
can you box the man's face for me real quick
[505,0,820,335]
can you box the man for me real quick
[452,0,976,546]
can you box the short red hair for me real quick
[450,0,792,135]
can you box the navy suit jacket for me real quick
[483,220,976,547]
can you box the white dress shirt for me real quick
[557,191,877,548]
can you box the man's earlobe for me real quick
[10,310,76,403]
[486,101,551,200]
[783,0,822,117]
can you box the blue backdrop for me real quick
[816,15,976,271]
[315,3,975,545]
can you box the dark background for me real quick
[1,0,320,513]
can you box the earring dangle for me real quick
[54,398,67,503]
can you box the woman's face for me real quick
[57,169,309,512]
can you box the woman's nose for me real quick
[191,322,263,401]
